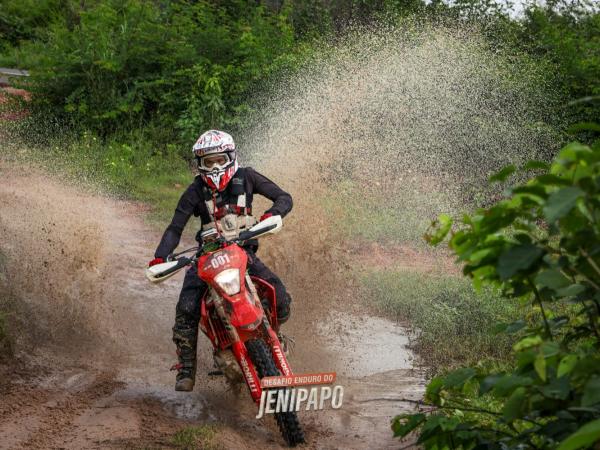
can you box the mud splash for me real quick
[242,23,556,258]
[0,162,172,364]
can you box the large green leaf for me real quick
[425,377,444,404]
[424,214,453,246]
[493,374,534,396]
[479,374,503,395]
[557,355,578,378]
[582,376,600,407]
[443,368,477,389]
[490,165,516,183]
[503,387,527,421]
[543,187,584,223]
[557,419,600,450]
[514,335,543,352]
[541,377,571,400]
[534,352,547,381]
[523,160,551,171]
[392,413,426,437]
[556,284,586,298]
[497,244,544,279]
[535,269,571,290]
[557,142,593,163]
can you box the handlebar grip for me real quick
[237,223,277,242]
[160,257,191,277]
[238,230,253,242]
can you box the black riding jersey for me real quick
[154,167,293,259]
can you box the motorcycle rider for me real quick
[148,130,293,392]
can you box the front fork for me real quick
[264,322,292,377]
[213,297,294,405]
[213,298,263,403]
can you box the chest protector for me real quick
[200,168,257,241]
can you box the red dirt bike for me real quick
[145,216,305,447]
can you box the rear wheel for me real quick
[246,339,305,447]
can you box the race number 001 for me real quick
[211,253,231,269]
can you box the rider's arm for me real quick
[154,182,202,259]
[247,168,293,217]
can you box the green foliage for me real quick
[2,0,295,142]
[3,125,191,223]
[2,0,598,147]
[519,4,600,124]
[397,131,600,448]
[0,0,76,52]
[171,425,219,450]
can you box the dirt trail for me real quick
[0,163,426,449]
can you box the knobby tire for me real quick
[245,339,305,447]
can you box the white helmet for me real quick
[192,130,238,191]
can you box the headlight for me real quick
[214,269,241,295]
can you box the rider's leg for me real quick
[245,250,292,325]
[172,266,208,391]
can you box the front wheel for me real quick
[245,339,305,447]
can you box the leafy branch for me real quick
[396,127,600,449]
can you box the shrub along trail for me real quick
[0,162,426,449]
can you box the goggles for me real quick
[197,153,231,171]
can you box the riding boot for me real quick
[172,325,198,392]
[261,296,291,328]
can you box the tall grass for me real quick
[171,425,219,450]
[3,122,193,223]
[362,269,521,371]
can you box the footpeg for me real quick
[277,332,295,356]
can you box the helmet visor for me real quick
[198,153,231,171]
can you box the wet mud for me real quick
[0,163,425,449]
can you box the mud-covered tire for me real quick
[246,339,305,447]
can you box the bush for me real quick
[394,126,600,449]
[3,0,295,142]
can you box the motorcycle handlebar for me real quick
[236,222,278,243]
[165,218,281,264]
[160,256,192,276]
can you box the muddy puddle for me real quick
[316,311,417,377]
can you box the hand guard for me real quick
[260,212,273,222]
[148,257,164,267]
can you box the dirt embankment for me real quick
[0,163,426,449]
[0,86,29,121]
